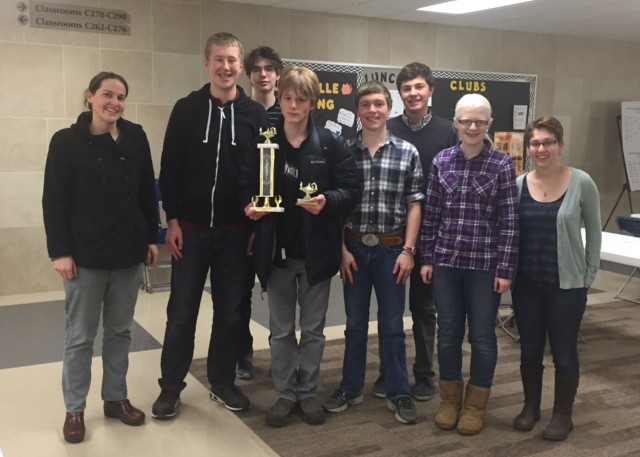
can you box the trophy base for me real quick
[297,199,318,206]
[253,206,285,213]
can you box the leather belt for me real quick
[344,227,405,247]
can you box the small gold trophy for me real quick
[297,182,318,206]
[251,127,284,213]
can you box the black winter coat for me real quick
[240,119,362,287]
[42,112,158,269]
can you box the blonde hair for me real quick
[454,93,492,120]
[204,32,243,60]
[277,66,320,105]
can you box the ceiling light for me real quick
[418,0,534,14]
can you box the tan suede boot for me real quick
[457,383,491,435]
[435,380,464,430]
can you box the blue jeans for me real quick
[340,240,411,398]
[378,253,436,382]
[512,275,587,377]
[62,265,142,412]
[159,226,253,392]
[433,266,501,388]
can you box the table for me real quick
[585,229,640,303]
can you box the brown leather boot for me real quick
[435,380,464,430]
[513,365,544,431]
[457,383,491,435]
[542,373,579,441]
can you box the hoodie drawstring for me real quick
[209,102,237,225]
[230,103,236,146]
[202,99,212,143]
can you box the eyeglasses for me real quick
[528,140,558,149]
[250,65,276,74]
[456,118,490,127]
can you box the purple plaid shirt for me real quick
[421,141,519,280]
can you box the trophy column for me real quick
[251,127,284,213]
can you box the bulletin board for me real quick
[282,59,537,150]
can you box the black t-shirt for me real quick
[276,136,307,260]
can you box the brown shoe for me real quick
[63,412,85,443]
[104,399,145,426]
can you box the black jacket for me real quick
[240,119,362,287]
[159,84,269,227]
[42,112,158,269]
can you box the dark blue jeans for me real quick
[340,240,411,398]
[159,226,253,392]
[512,275,587,377]
[433,266,501,388]
[378,251,436,382]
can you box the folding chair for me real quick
[142,179,172,293]
[614,216,640,304]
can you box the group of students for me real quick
[42,31,602,445]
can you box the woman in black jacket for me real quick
[241,66,361,428]
[42,72,158,443]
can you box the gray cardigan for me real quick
[517,168,601,288]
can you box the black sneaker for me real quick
[372,374,386,398]
[265,398,296,428]
[386,395,418,424]
[210,385,250,412]
[151,389,180,419]
[413,378,436,401]
[323,389,364,413]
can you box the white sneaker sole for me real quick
[209,391,249,412]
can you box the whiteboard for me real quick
[620,101,640,192]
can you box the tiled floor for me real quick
[0,264,637,457]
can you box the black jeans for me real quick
[159,226,253,392]
[512,275,587,377]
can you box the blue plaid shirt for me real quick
[421,141,519,280]
[346,132,424,234]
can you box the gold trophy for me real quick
[297,182,318,206]
[251,127,284,213]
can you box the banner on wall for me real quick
[283,59,537,152]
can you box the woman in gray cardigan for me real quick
[511,116,601,441]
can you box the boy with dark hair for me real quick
[244,46,283,127]
[234,46,284,381]
[373,62,457,402]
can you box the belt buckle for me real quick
[361,233,379,247]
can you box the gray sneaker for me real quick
[412,378,436,401]
[265,398,296,428]
[386,395,418,424]
[372,374,386,399]
[299,397,326,425]
[323,389,364,413]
